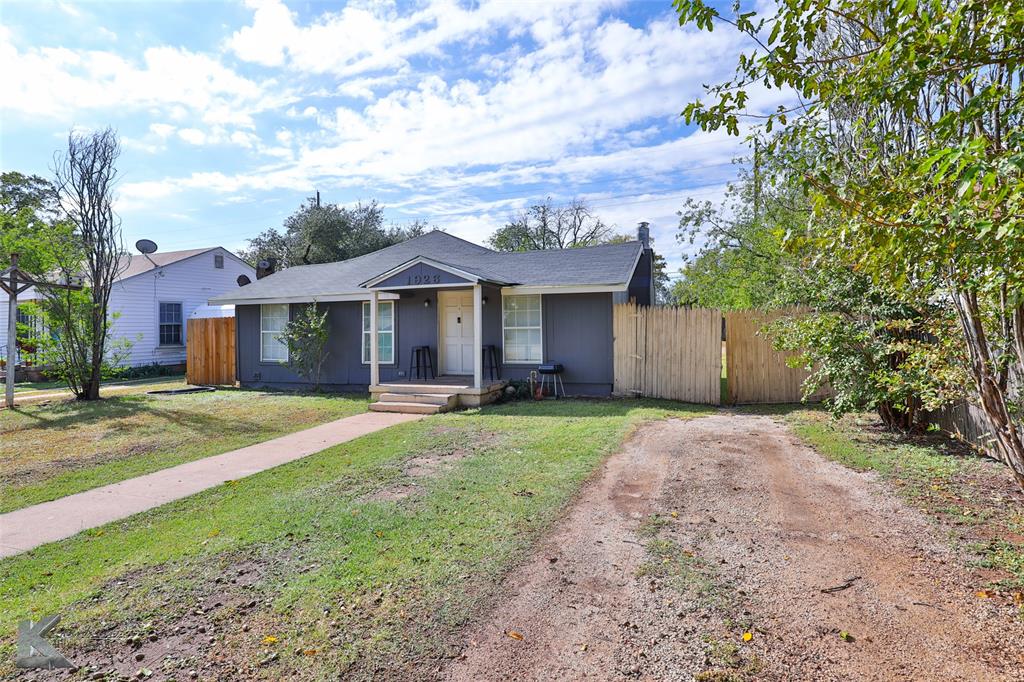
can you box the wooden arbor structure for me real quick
[1,253,82,408]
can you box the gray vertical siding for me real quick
[237,289,614,395]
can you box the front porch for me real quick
[362,256,509,414]
[369,377,508,414]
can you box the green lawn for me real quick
[0,388,368,512]
[10,378,66,393]
[0,399,712,680]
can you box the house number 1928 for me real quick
[407,274,442,285]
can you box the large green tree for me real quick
[0,172,72,274]
[671,163,805,309]
[240,198,429,268]
[677,0,1024,485]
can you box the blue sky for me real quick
[0,0,780,274]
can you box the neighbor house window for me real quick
[214,254,224,269]
[260,303,289,362]
[361,301,394,364]
[502,294,542,363]
[158,302,183,346]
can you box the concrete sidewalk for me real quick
[0,411,424,558]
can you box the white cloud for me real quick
[0,26,284,122]
[213,15,754,193]
[228,0,621,77]
[149,123,176,138]
[55,1,81,18]
[177,127,206,145]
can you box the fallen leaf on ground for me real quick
[507,630,524,641]
[976,590,993,599]
[671,511,679,518]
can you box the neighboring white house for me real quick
[1,247,255,368]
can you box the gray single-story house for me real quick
[210,226,655,409]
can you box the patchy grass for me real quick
[637,537,724,609]
[782,408,1024,594]
[0,398,711,680]
[0,388,368,512]
[695,636,765,682]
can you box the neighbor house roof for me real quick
[117,247,220,280]
[15,247,248,301]
[210,231,644,305]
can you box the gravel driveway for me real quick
[443,413,1023,681]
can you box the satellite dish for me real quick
[136,239,158,255]
[236,274,251,287]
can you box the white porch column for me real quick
[369,290,379,387]
[473,284,483,390]
[5,275,16,409]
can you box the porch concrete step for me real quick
[369,401,444,415]
[378,392,456,407]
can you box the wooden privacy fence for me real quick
[186,317,236,386]
[613,304,722,404]
[724,307,830,405]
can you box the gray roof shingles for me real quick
[210,231,642,304]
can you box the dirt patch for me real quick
[17,548,308,682]
[442,414,1024,681]
[364,428,500,502]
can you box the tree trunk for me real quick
[953,289,1024,491]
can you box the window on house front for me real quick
[214,254,224,269]
[260,303,289,362]
[361,301,394,364]
[502,294,542,363]
[158,302,183,346]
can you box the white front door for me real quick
[439,290,474,375]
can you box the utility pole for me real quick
[0,253,83,408]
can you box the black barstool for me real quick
[482,345,501,380]
[409,345,435,380]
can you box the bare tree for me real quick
[45,127,127,400]
[489,198,612,251]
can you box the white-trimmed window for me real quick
[362,301,394,364]
[502,294,542,363]
[260,303,289,362]
[158,302,183,346]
